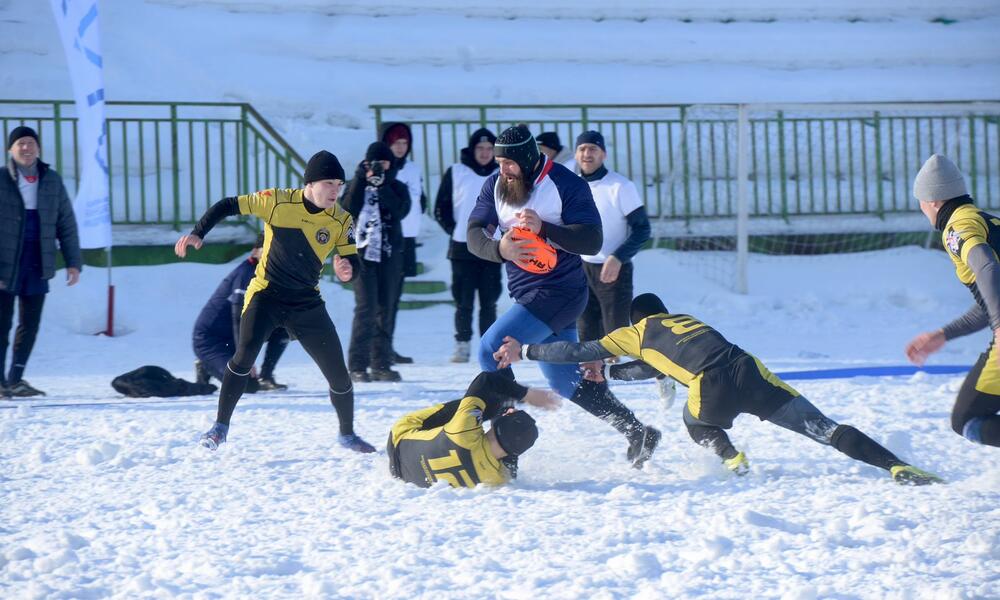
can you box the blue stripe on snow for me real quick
[775,365,970,380]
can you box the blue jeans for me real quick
[478,303,581,399]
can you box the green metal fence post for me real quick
[969,115,979,200]
[874,111,884,218]
[374,106,382,135]
[241,104,249,194]
[777,110,788,221]
[680,106,690,223]
[581,107,589,130]
[53,102,62,174]
[479,107,487,128]
[285,148,292,188]
[171,103,180,231]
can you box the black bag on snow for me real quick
[111,365,217,398]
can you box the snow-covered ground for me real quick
[1,246,998,599]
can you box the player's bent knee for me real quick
[951,406,974,436]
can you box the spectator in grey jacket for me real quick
[0,126,82,397]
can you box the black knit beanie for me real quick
[304,150,345,184]
[630,293,669,324]
[576,130,606,153]
[365,142,394,164]
[468,127,497,149]
[536,131,562,153]
[493,411,538,456]
[8,126,39,150]
[495,125,540,178]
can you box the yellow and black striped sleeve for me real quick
[333,206,357,257]
[237,188,280,222]
[444,397,489,449]
[944,214,990,267]
[390,403,447,447]
[599,325,643,359]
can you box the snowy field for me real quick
[1,243,998,599]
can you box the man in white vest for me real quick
[573,131,675,406]
[381,122,424,365]
[434,128,501,362]
[536,131,577,173]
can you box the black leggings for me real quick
[952,350,1000,447]
[215,288,355,434]
[683,396,905,472]
[0,291,46,384]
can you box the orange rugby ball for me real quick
[511,227,557,274]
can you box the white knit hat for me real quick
[913,154,968,203]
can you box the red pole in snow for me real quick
[106,283,115,337]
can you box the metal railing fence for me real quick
[1,100,306,230]
[372,102,1000,221]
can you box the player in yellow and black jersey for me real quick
[388,371,560,488]
[495,293,942,485]
[907,154,1000,448]
[175,150,376,454]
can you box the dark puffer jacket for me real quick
[0,158,82,290]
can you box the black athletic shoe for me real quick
[194,360,211,385]
[626,425,661,469]
[7,380,45,397]
[257,377,288,391]
[0,383,10,399]
[392,351,413,365]
[370,368,402,382]
[350,370,370,383]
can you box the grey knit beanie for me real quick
[913,154,967,203]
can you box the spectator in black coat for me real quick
[341,142,411,382]
[0,126,82,397]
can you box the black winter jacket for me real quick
[0,159,82,290]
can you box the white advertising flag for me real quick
[49,0,111,249]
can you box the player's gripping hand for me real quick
[493,336,524,369]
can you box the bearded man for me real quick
[463,125,660,471]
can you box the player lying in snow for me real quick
[388,371,560,488]
[494,293,942,486]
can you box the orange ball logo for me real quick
[511,227,557,274]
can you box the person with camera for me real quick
[341,142,412,382]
